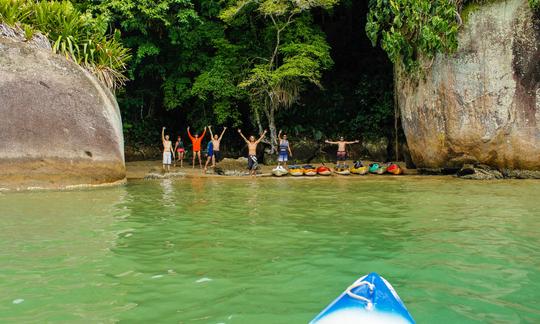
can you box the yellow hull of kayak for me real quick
[351,166,368,175]
[335,169,351,175]
[290,170,304,176]
[304,169,317,176]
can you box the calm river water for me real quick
[1,177,539,323]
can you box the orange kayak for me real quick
[317,166,331,176]
[387,163,403,175]
[303,165,317,176]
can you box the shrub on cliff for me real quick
[530,0,540,10]
[0,0,130,91]
[366,0,539,73]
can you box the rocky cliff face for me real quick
[397,0,540,170]
[0,36,125,190]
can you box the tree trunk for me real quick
[262,104,278,154]
[253,106,264,135]
[268,122,278,154]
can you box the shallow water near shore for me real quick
[1,177,540,323]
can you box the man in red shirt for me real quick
[187,126,207,169]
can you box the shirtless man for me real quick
[325,136,359,167]
[187,126,207,169]
[161,127,174,172]
[238,129,267,176]
[208,125,227,167]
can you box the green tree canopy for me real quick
[220,0,337,151]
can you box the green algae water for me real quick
[1,177,540,323]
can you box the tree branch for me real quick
[268,11,296,71]
[268,14,280,71]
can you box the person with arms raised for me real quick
[187,126,207,169]
[277,130,292,168]
[208,125,227,167]
[161,127,174,172]
[325,136,359,168]
[238,129,267,177]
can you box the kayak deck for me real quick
[311,272,415,324]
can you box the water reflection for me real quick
[159,178,175,206]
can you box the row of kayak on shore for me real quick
[272,162,403,177]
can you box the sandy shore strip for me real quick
[126,159,417,180]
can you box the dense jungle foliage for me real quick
[2,0,395,150]
[2,0,537,154]
[93,0,397,150]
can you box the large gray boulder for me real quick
[0,36,125,190]
[397,0,540,170]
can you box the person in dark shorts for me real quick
[204,140,214,172]
[208,125,227,166]
[325,136,359,168]
[238,129,267,176]
[248,154,258,172]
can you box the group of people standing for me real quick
[161,126,227,172]
[161,126,358,175]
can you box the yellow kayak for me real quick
[351,166,368,175]
[289,165,304,176]
[334,168,351,176]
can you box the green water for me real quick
[1,177,540,323]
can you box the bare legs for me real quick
[162,163,170,172]
[192,151,203,169]
[204,155,212,172]
[175,152,184,168]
